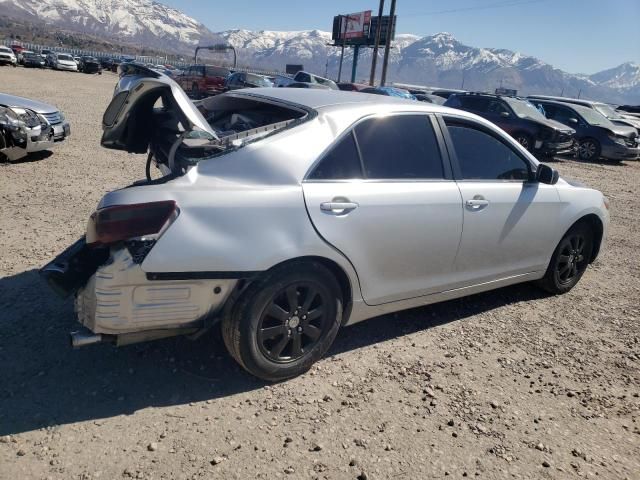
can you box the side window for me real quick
[460,96,490,112]
[488,100,509,115]
[295,72,311,82]
[307,132,363,180]
[554,107,579,124]
[445,120,530,181]
[354,115,444,179]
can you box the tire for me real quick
[191,83,200,99]
[536,222,594,294]
[0,130,8,163]
[578,138,601,161]
[222,261,343,381]
[514,132,534,152]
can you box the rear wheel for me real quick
[222,261,342,381]
[536,223,593,294]
[578,138,601,161]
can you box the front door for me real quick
[303,114,463,305]
[441,116,563,284]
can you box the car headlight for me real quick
[607,134,626,146]
[9,107,42,128]
[0,106,23,128]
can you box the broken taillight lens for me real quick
[86,201,177,246]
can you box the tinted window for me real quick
[551,106,580,124]
[459,96,491,112]
[445,121,530,181]
[206,66,230,77]
[308,132,363,180]
[355,115,444,179]
[295,72,311,82]
[487,100,509,115]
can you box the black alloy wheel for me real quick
[257,282,328,363]
[515,133,533,151]
[578,139,600,161]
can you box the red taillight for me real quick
[86,201,177,246]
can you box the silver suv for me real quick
[41,65,609,381]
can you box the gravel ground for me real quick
[1,66,639,480]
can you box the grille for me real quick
[41,111,62,125]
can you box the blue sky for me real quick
[164,0,640,74]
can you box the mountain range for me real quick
[1,0,639,104]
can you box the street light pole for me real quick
[369,0,385,86]
[380,0,396,86]
[337,15,348,82]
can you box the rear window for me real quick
[206,66,230,77]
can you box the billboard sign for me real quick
[342,10,372,39]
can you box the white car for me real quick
[0,46,17,66]
[51,53,78,71]
[41,65,609,381]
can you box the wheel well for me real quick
[572,214,604,263]
[266,256,353,325]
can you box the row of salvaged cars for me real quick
[0,45,103,74]
[171,64,640,162]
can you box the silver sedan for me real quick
[42,65,609,381]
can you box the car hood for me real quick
[101,63,216,152]
[611,117,640,130]
[0,92,57,113]
[603,123,637,138]
[57,59,76,66]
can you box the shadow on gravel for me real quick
[0,268,547,435]
[0,150,54,165]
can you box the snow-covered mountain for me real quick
[0,0,221,51]
[1,0,638,103]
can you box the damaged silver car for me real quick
[41,64,609,381]
[0,93,70,161]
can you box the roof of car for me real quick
[527,95,602,106]
[240,87,426,110]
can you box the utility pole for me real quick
[380,0,396,86]
[337,15,348,82]
[369,0,385,86]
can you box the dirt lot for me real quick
[1,66,639,480]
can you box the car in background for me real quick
[445,92,575,159]
[0,92,71,162]
[41,65,608,382]
[22,51,46,68]
[225,72,273,91]
[617,105,640,115]
[272,74,295,88]
[0,46,17,66]
[17,50,35,65]
[528,95,640,133]
[360,86,416,100]
[337,82,370,92]
[429,88,467,100]
[177,64,231,98]
[415,93,446,105]
[78,56,102,74]
[286,82,331,89]
[528,99,640,162]
[49,53,78,72]
[292,71,339,90]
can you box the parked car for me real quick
[0,92,71,162]
[429,88,467,100]
[414,93,446,105]
[528,99,640,162]
[292,71,339,90]
[40,65,608,381]
[337,82,370,92]
[177,64,231,98]
[225,72,273,91]
[445,92,576,158]
[49,53,78,72]
[78,56,102,74]
[528,95,640,133]
[0,46,17,66]
[617,104,640,115]
[360,86,416,100]
[272,74,295,88]
[286,82,330,89]
[17,50,35,65]
[22,51,46,69]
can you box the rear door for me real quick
[303,114,463,305]
[440,116,563,284]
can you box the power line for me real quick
[405,0,550,17]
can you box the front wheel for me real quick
[514,133,533,152]
[536,223,593,294]
[222,262,343,381]
[578,138,601,161]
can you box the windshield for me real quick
[573,104,616,127]
[24,53,40,59]
[593,103,623,120]
[83,56,97,62]
[505,98,549,121]
[57,54,73,61]
[246,74,273,87]
[0,47,12,53]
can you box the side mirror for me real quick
[536,164,559,185]
[568,118,578,124]
[500,111,510,118]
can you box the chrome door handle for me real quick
[466,199,489,209]
[320,201,359,212]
